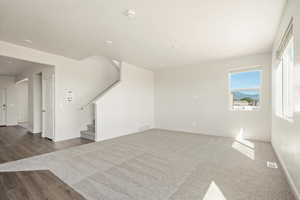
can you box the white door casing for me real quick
[0,89,6,126]
[42,72,55,140]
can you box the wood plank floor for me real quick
[0,170,86,200]
[0,126,92,164]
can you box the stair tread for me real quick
[81,123,96,141]
[81,130,95,135]
[81,131,95,141]
[87,124,95,130]
[81,135,95,141]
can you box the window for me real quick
[275,18,294,121]
[229,69,262,111]
[276,36,294,121]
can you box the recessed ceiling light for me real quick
[123,9,136,18]
[23,39,33,44]
[106,40,113,45]
[6,61,13,64]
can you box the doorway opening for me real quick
[0,55,55,140]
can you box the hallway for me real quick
[0,126,92,164]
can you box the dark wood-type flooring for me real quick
[0,126,92,164]
[0,170,86,200]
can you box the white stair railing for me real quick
[80,60,121,111]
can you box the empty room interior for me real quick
[0,0,300,199]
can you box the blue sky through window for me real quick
[230,70,261,92]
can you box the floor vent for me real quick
[267,161,278,169]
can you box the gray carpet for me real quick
[0,129,295,200]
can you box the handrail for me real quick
[80,60,121,110]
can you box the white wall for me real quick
[271,0,300,198]
[0,41,118,141]
[0,76,14,89]
[16,81,28,122]
[96,62,154,141]
[155,53,271,141]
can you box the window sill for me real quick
[275,115,294,123]
[229,108,261,112]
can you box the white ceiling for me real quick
[0,55,48,76]
[0,0,286,69]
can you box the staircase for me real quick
[79,59,121,141]
[80,121,95,141]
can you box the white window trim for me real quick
[228,67,263,112]
[276,37,294,122]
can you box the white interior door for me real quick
[42,73,55,139]
[0,89,6,126]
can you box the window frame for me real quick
[276,36,294,121]
[228,67,263,112]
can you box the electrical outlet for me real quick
[267,161,278,169]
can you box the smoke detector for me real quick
[124,9,136,18]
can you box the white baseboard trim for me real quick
[6,123,18,126]
[96,127,156,142]
[272,143,300,200]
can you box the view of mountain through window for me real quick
[229,70,262,111]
